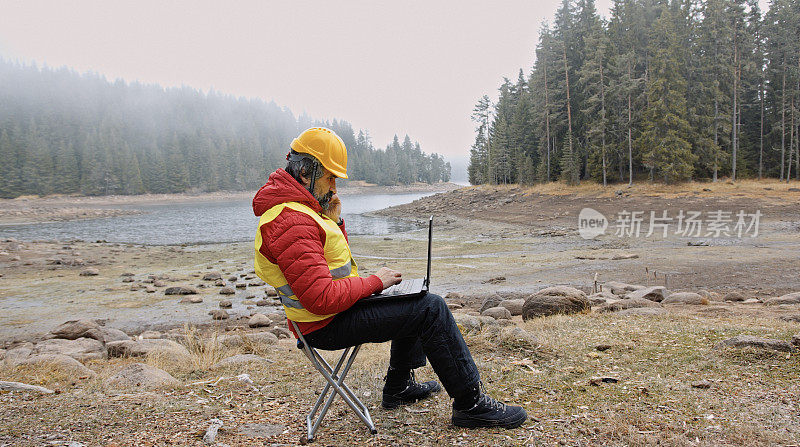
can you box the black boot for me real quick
[381,368,442,410]
[452,384,527,429]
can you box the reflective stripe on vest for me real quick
[254,201,359,323]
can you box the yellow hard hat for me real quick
[290,127,348,179]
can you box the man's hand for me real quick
[323,193,342,224]
[376,267,402,289]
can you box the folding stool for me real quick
[290,320,377,441]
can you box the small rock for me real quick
[219,300,233,308]
[589,376,619,386]
[165,286,198,295]
[235,283,247,289]
[203,272,222,281]
[482,276,506,284]
[445,292,463,300]
[255,299,269,306]
[220,286,236,295]
[265,288,278,297]
[145,285,156,293]
[79,268,99,276]
[691,380,712,389]
[179,296,203,304]
[100,327,131,343]
[228,276,238,282]
[152,280,166,287]
[598,297,662,312]
[792,333,800,348]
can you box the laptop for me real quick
[357,216,433,304]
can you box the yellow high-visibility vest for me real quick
[254,201,358,322]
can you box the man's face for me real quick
[309,169,337,210]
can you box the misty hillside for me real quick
[0,60,450,198]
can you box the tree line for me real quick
[469,0,800,185]
[0,60,450,198]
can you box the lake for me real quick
[0,192,438,245]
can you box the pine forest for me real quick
[0,61,451,199]
[468,0,800,185]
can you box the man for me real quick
[253,127,526,429]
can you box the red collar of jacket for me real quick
[252,169,322,217]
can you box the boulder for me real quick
[202,272,222,281]
[165,286,198,295]
[714,334,795,352]
[270,327,291,339]
[34,337,106,362]
[597,297,662,313]
[218,332,278,349]
[210,354,273,370]
[106,339,191,358]
[248,313,272,328]
[453,313,482,334]
[3,346,33,365]
[210,309,229,320]
[663,292,708,305]
[498,327,538,348]
[587,291,618,305]
[219,286,236,295]
[723,291,748,302]
[481,306,512,320]
[100,327,131,343]
[763,292,800,306]
[498,299,524,316]
[104,363,180,390]
[625,286,666,302]
[603,281,645,296]
[479,294,503,313]
[50,320,103,341]
[14,354,96,378]
[522,286,590,320]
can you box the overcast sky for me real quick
[0,0,769,179]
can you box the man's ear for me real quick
[298,168,311,187]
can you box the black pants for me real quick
[304,293,481,399]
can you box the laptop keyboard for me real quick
[386,280,415,295]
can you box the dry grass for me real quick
[1,311,799,446]
[503,178,800,200]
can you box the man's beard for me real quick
[315,190,334,211]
